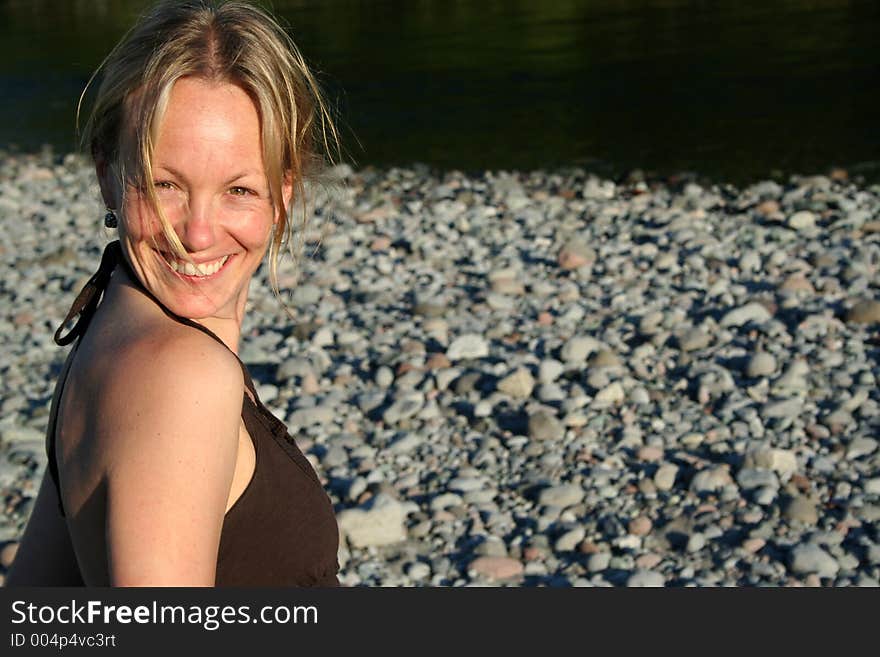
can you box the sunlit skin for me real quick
[99,76,290,350]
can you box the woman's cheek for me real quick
[249,210,277,248]
[121,199,165,240]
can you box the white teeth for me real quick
[164,254,229,277]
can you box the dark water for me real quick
[1,0,878,183]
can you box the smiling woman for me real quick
[115,78,281,327]
[6,0,342,587]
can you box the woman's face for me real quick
[107,77,287,324]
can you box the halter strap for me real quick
[53,241,123,346]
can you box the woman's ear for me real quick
[95,152,120,209]
[278,173,294,225]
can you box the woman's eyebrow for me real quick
[222,170,263,186]
[152,165,262,186]
[153,163,183,176]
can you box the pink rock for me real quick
[637,446,664,462]
[741,538,765,554]
[469,556,524,580]
[0,542,19,568]
[356,204,394,223]
[755,200,780,217]
[13,312,34,327]
[635,553,662,569]
[301,371,321,395]
[780,274,814,295]
[557,239,596,270]
[628,516,653,536]
[370,235,392,251]
[522,547,544,562]
[425,353,452,370]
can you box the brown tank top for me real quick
[47,241,340,587]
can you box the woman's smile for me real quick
[157,250,233,279]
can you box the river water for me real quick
[1,0,878,183]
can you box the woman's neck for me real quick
[105,265,244,355]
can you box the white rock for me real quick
[560,335,603,363]
[629,386,651,405]
[337,494,410,548]
[474,400,493,417]
[788,211,816,230]
[528,410,565,441]
[840,388,870,413]
[538,359,564,384]
[690,466,734,493]
[375,366,394,388]
[739,250,761,273]
[686,532,706,553]
[447,334,489,360]
[592,381,625,408]
[537,484,585,508]
[311,327,335,347]
[762,397,803,420]
[720,302,772,327]
[587,552,611,572]
[737,468,780,490]
[382,392,425,424]
[744,447,798,480]
[287,405,336,427]
[746,352,777,377]
[347,477,368,503]
[554,527,586,552]
[654,464,679,491]
[846,437,878,460]
[639,311,665,335]
[789,544,839,578]
[407,562,431,581]
[1,426,44,444]
[434,367,461,391]
[430,492,464,511]
[496,368,535,398]
[448,476,487,493]
[627,570,665,587]
[387,433,423,454]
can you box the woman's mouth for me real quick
[159,252,231,279]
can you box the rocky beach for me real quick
[0,149,878,587]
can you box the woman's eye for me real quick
[229,186,253,196]
[154,181,175,190]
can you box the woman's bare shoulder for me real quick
[84,322,245,585]
[87,320,245,458]
[112,324,243,386]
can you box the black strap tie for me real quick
[53,241,123,346]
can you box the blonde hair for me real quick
[79,0,339,292]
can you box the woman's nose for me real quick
[177,198,216,252]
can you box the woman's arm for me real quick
[98,333,243,586]
[5,471,84,586]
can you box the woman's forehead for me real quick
[151,78,266,177]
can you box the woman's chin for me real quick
[143,280,233,320]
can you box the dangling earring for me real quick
[104,209,118,228]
